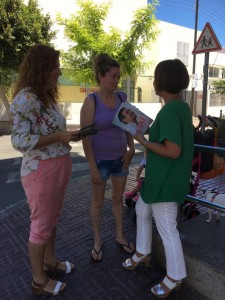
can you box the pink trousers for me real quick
[22,154,72,244]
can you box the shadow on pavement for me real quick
[0,166,205,300]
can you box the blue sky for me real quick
[151,0,225,47]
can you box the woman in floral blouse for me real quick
[10,44,79,296]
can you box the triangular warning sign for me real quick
[192,22,222,54]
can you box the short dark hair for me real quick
[94,53,120,84]
[118,107,127,124]
[154,59,190,93]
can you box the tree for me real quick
[0,0,55,119]
[210,79,225,94]
[57,0,159,85]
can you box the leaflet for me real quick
[112,102,153,135]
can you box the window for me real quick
[208,66,219,78]
[177,42,189,66]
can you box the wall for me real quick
[208,93,225,117]
[208,106,225,117]
[59,85,98,102]
[59,102,162,125]
[195,92,225,117]
[0,104,8,121]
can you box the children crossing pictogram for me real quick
[192,22,221,54]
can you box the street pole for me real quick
[201,52,209,132]
[190,0,199,115]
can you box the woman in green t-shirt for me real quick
[122,59,194,299]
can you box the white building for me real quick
[1,0,225,121]
[145,21,225,117]
[36,0,224,120]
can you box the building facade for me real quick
[1,0,225,121]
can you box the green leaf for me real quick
[0,0,55,91]
[58,0,159,85]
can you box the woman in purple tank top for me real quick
[80,54,135,261]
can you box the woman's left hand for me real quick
[70,130,82,142]
[122,148,135,169]
[133,134,146,145]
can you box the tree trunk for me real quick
[0,85,11,121]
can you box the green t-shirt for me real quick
[140,99,194,204]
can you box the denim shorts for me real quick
[96,158,128,181]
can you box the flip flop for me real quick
[115,240,135,254]
[91,246,103,262]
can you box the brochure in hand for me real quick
[112,102,153,135]
[76,123,98,138]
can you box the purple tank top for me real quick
[90,91,127,160]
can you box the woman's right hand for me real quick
[34,130,75,150]
[90,166,102,185]
[70,130,82,142]
[57,131,76,144]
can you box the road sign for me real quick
[192,22,222,54]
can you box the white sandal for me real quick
[122,253,150,270]
[32,278,66,296]
[151,276,183,298]
[44,260,75,275]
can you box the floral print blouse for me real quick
[10,88,71,177]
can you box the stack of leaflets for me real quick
[112,102,153,135]
[76,123,98,138]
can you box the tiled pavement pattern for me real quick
[0,167,206,300]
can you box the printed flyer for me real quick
[112,102,153,135]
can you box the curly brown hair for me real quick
[13,44,60,106]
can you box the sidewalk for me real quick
[0,120,223,299]
[0,166,206,300]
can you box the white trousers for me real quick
[136,196,187,280]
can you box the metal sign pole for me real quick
[192,22,221,131]
[201,52,209,132]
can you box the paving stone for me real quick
[0,168,205,300]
